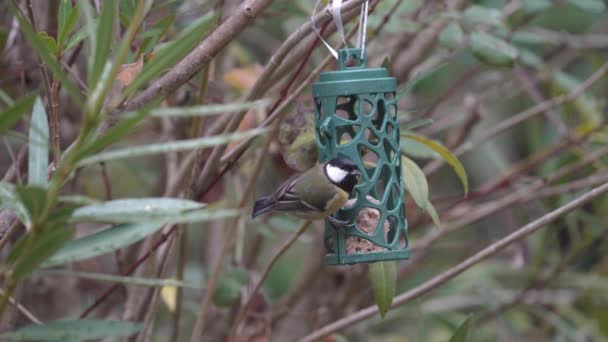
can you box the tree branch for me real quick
[299,182,608,341]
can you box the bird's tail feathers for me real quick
[252,196,275,219]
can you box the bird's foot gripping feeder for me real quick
[313,49,409,265]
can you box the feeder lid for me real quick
[313,48,396,98]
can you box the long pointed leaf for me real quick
[369,261,397,318]
[123,12,216,97]
[70,198,204,223]
[3,320,143,341]
[402,133,469,195]
[77,127,268,166]
[89,0,116,87]
[401,156,429,209]
[44,209,238,267]
[0,93,36,133]
[9,3,83,106]
[28,97,50,186]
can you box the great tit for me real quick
[251,157,361,226]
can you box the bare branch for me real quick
[300,182,608,341]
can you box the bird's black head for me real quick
[324,157,361,194]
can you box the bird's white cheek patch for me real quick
[326,164,347,183]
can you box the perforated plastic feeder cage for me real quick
[312,48,409,265]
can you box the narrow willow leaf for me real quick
[58,0,80,49]
[398,63,448,96]
[77,127,268,166]
[469,31,518,67]
[44,209,238,267]
[463,5,503,27]
[401,156,429,210]
[402,119,434,131]
[70,198,204,223]
[146,99,270,118]
[3,320,143,341]
[0,88,14,106]
[568,0,605,14]
[42,221,165,267]
[213,266,250,307]
[369,261,396,318]
[38,32,57,55]
[449,316,473,342]
[28,97,50,186]
[75,105,153,162]
[57,0,72,44]
[11,225,74,279]
[521,0,552,13]
[9,3,83,106]
[124,12,217,97]
[0,93,36,133]
[439,22,464,49]
[35,270,202,288]
[139,15,175,55]
[425,201,441,227]
[15,185,47,224]
[89,0,116,87]
[402,133,469,195]
[0,182,31,226]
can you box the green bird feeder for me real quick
[312,48,409,265]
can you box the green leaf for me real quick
[9,3,83,106]
[0,182,30,226]
[425,201,441,227]
[0,28,7,53]
[35,270,202,288]
[3,320,142,341]
[11,225,74,279]
[469,31,518,67]
[213,266,250,307]
[43,221,164,267]
[138,15,175,55]
[145,99,270,118]
[75,105,153,162]
[44,209,238,267]
[449,316,473,342]
[521,0,552,13]
[551,71,602,127]
[0,93,36,133]
[89,0,116,87]
[463,5,503,27]
[401,156,429,209]
[57,0,80,49]
[38,32,57,55]
[15,185,47,224]
[28,97,50,186]
[439,22,464,49]
[124,12,217,98]
[402,118,434,131]
[77,127,268,166]
[398,63,448,96]
[70,198,203,223]
[57,0,72,43]
[369,261,396,318]
[568,0,605,14]
[401,133,469,195]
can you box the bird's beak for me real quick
[353,169,361,176]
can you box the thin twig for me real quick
[299,182,608,341]
[189,119,282,341]
[228,220,312,340]
[424,61,608,176]
[0,287,42,325]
